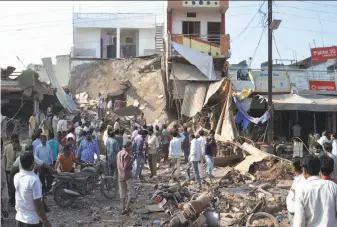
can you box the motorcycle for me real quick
[51,160,117,208]
[151,185,191,216]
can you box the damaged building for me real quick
[1,66,56,138]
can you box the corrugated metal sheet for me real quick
[181,83,208,117]
[42,58,77,113]
[172,80,186,99]
[170,62,221,81]
[204,78,225,105]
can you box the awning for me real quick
[204,79,225,105]
[264,93,337,112]
[171,42,217,80]
[113,106,143,116]
[181,83,208,117]
[170,62,221,81]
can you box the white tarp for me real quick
[42,58,77,113]
[264,93,337,112]
[181,83,208,117]
[171,42,217,80]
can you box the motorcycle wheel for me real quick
[53,183,76,208]
[100,177,118,199]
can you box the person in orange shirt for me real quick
[55,145,80,172]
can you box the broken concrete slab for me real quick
[276,180,293,189]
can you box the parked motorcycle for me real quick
[52,160,117,208]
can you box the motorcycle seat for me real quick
[55,172,82,180]
[73,177,88,182]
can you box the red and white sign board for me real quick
[309,80,336,91]
[310,46,337,61]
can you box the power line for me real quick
[249,24,267,67]
[274,12,337,24]
[0,9,163,28]
[0,13,163,33]
[276,4,337,15]
[233,1,266,41]
[280,26,337,35]
[296,1,337,8]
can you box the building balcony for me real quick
[168,33,230,59]
[168,0,228,12]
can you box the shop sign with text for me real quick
[309,80,336,91]
[250,71,291,93]
[310,46,337,61]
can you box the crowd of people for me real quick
[1,105,218,226]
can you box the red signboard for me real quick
[309,80,336,91]
[310,46,337,61]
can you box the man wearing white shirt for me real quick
[293,155,337,227]
[185,135,202,189]
[131,126,138,141]
[52,115,59,141]
[197,130,207,179]
[318,131,330,147]
[14,152,51,227]
[107,98,113,111]
[286,157,306,226]
[114,118,120,131]
[169,131,185,179]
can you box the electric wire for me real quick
[276,4,337,15]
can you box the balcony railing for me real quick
[169,33,230,58]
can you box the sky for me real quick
[0,1,336,71]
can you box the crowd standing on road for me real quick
[2,104,337,227]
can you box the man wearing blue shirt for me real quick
[35,134,53,192]
[106,130,120,179]
[32,132,42,154]
[133,130,148,181]
[47,132,59,167]
[77,132,100,162]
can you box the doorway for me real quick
[207,22,221,44]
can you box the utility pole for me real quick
[267,0,273,145]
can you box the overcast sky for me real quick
[0,1,336,71]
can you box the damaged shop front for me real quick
[1,67,56,138]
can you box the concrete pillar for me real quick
[116,27,121,58]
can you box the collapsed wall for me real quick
[69,56,167,124]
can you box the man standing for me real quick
[169,131,185,180]
[318,131,330,147]
[106,130,120,179]
[35,135,53,193]
[14,152,51,227]
[319,155,337,184]
[47,132,59,167]
[205,130,216,178]
[293,155,337,227]
[182,127,190,163]
[133,130,148,180]
[77,132,100,162]
[286,157,305,226]
[331,133,337,157]
[29,113,36,138]
[52,114,59,141]
[1,138,9,223]
[185,135,202,190]
[147,128,160,177]
[114,118,120,131]
[97,93,103,118]
[61,115,68,139]
[292,122,302,138]
[107,98,113,112]
[131,126,138,142]
[117,142,135,214]
[32,132,42,154]
[323,142,337,181]
[197,130,207,179]
[161,124,170,163]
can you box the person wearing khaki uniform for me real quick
[147,128,160,177]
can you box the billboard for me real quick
[250,71,291,93]
[309,80,336,91]
[310,46,337,61]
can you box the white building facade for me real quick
[72,13,163,59]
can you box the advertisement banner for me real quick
[250,71,291,93]
[310,46,337,61]
[309,80,336,91]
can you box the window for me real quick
[186,12,196,18]
[182,21,200,36]
[125,37,134,44]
